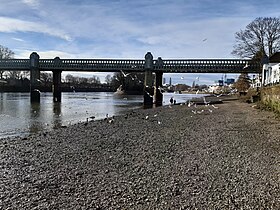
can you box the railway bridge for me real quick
[0,52,262,107]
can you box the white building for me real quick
[262,52,280,86]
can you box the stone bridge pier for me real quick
[143,52,164,108]
[52,57,62,102]
[144,52,154,108]
[28,52,164,106]
[30,52,40,102]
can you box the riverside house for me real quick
[262,52,280,86]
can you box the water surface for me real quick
[0,92,204,139]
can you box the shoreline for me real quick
[0,97,279,209]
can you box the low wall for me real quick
[261,85,280,113]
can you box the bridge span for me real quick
[0,52,261,107]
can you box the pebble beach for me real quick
[0,98,279,209]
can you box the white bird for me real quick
[196,90,199,94]
[145,91,153,98]
[180,77,184,80]
[157,86,165,93]
[192,110,197,114]
[208,109,213,113]
[212,105,219,109]
[197,110,204,114]
[243,63,249,69]
[108,118,114,124]
[120,70,131,77]
[203,97,210,105]
[158,121,161,125]
[145,115,149,120]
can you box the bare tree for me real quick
[234,73,251,93]
[7,71,21,80]
[40,72,53,86]
[232,17,280,59]
[0,45,15,79]
[105,74,112,85]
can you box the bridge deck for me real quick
[0,58,261,73]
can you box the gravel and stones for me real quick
[0,99,279,209]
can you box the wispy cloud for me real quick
[12,37,25,42]
[0,16,72,42]
[22,0,40,8]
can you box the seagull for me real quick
[202,38,207,42]
[196,90,199,94]
[208,109,213,113]
[203,97,210,105]
[145,115,149,120]
[212,105,219,109]
[145,91,153,98]
[120,70,131,77]
[197,110,204,114]
[180,77,184,80]
[108,118,114,124]
[243,63,249,69]
[158,86,166,94]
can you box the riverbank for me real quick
[0,98,279,209]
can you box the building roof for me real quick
[269,52,280,63]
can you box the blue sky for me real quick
[0,0,279,85]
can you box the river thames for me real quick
[0,92,205,139]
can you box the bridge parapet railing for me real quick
[0,59,30,70]
[154,59,261,73]
[39,59,146,71]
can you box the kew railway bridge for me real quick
[0,52,262,107]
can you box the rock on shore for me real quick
[0,100,279,209]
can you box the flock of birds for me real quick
[142,96,220,126]
[79,69,225,126]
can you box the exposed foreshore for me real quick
[0,98,279,209]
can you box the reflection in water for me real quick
[0,94,3,113]
[29,102,43,133]
[0,92,205,139]
[53,102,62,129]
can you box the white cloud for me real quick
[22,0,40,8]
[15,50,77,59]
[0,16,72,42]
[12,37,25,42]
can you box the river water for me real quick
[0,92,204,139]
